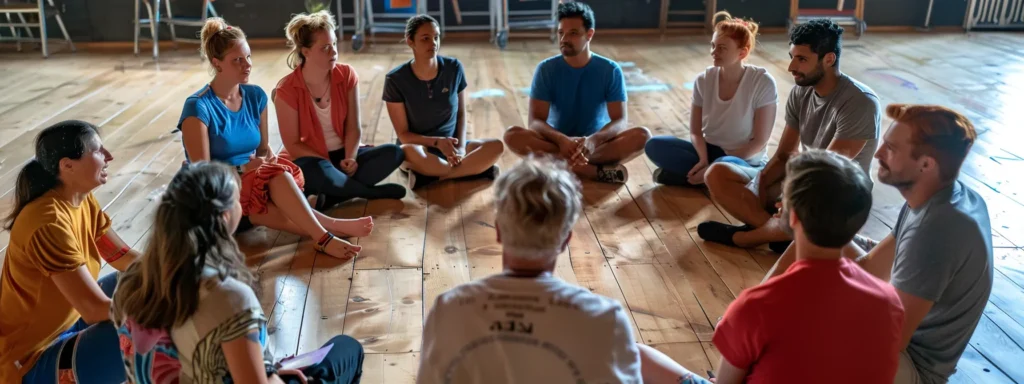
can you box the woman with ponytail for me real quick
[275,11,406,210]
[0,120,139,383]
[645,11,778,186]
[177,17,371,260]
[112,162,364,384]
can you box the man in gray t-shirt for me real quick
[699,19,880,253]
[889,181,992,383]
[786,74,880,175]
[868,104,991,384]
[762,103,991,383]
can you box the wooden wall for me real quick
[9,0,972,43]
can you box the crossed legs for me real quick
[700,162,791,250]
[503,126,651,182]
[248,172,372,259]
[400,138,504,187]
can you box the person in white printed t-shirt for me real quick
[416,155,643,384]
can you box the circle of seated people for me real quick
[0,3,992,384]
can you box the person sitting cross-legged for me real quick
[762,104,993,384]
[641,150,906,384]
[384,14,504,190]
[275,10,407,210]
[645,11,777,186]
[417,155,644,383]
[503,2,651,184]
[696,18,880,253]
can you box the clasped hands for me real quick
[558,135,596,168]
[435,137,464,167]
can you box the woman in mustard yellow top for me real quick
[0,120,140,383]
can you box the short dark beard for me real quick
[879,175,916,191]
[794,62,826,87]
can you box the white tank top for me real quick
[314,97,344,152]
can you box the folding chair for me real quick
[134,0,219,59]
[0,0,75,58]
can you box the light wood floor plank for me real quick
[361,352,419,384]
[421,182,473,315]
[344,268,422,354]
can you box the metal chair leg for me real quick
[134,0,141,55]
[5,14,22,52]
[48,0,75,52]
[164,0,176,48]
[16,13,33,39]
[37,0,48,58]
[142,0,159,58]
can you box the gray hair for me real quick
[494,155,582,260]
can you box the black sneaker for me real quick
[697,222,754,246]
[653,168,666,184]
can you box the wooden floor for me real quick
[2,32,1024,383]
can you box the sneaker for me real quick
[652,168,664,184]
[697,221,753,246]
[596,164,628,183]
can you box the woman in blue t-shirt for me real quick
[177,18,369,260]
[383,15,504,189]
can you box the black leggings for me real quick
[283,335,364,384]
[294,144,405,205]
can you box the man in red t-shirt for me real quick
[637,150,905,384]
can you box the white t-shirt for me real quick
[418,273,642,384]
[314,97,344,152]
[692,65,778,164]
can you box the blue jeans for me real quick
[645,136,757,186]
[22,273,124,384]
[284,335,365,384]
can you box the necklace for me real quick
[314,84,329,103]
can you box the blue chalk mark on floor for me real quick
[626,84,671,93]
[470,88,506,98]
[619,61,636,68]
[683,82,694,90]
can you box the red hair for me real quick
[886,104,977,182]
[713,11,759,53]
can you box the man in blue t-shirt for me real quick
[503,2,650,184]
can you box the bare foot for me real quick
[323,236,361,260]
[327,216,374,237]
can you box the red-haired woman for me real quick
[645,11,777,186]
